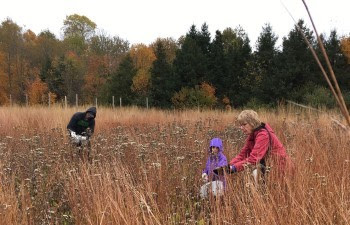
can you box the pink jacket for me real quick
[230,123,291,173]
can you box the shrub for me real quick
[245,97,271,110]
[171,82,217,109]
[303,86,336,108]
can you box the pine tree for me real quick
[276,19,318,102]
[323,30,350,91]
[150,41,175,108]
[47,56,66,100]
[173,24,210,89]
[108,54,136,105]
[222,27,252,106]
[208,30,226,101]
[197,23,211,57]
[37,30,61,83]
[252,24,279,105]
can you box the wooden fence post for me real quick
[76,94,78,108]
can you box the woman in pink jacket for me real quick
[214,110,293,182]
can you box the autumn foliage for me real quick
[0,51,9,104]
[83,55,109,102]
[130,44,156,96]
[1,16,350,109]
[171,82,217,109]
[341,36,350,64]
[27,77,56,104]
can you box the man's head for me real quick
[85,107,97,121]
[85,112,94,121]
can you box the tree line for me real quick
[0,14,349,109]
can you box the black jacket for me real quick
[67,107,96,135]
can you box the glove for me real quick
[78,135,87,141]
[213,165,236,175]
[71,135,80,144]
[69,131,80,144]
[69,130,77,137]
[201,173,209,182]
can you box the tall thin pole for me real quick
[146,97,149,109]
[301,0,350,127]
[112,96,115,108]
[95,97,98,108]
[76,94,78,108]
[119,97,122,107]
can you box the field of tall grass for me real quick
[0,106,349,225]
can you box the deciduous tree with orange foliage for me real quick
[27,77,57,104]
[0,50,9,104]
[0,18,23,102]
[129,44,156,98]
[83,55,109,102]
[341,36,350,64]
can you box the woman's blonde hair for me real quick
[237,110,261,129]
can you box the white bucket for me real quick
[200,181,224,199]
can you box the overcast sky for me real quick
[1,0,349,48]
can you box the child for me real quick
[200,138,228,198]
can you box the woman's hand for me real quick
[213,165,236,175]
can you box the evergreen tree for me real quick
[208,30,226,102]
[323,30,350,91]
[53,54,85,104]
[150,41,175,108]
[150,37,178,64]
[251,24,279,105]
[276,19,318,102]
[197,23,211,57]
[47,56,66,100]
[255,24,278,73]
[222,27,252,106]
[37,30,62,83]
[173,24,210,89]
[107,54,136,105]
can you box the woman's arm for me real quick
[229,137,252,165]
[232,131,269,172]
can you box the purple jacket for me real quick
[203,138,228,181]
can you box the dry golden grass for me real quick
[0,105,349,224]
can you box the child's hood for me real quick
[209,138,223,153]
